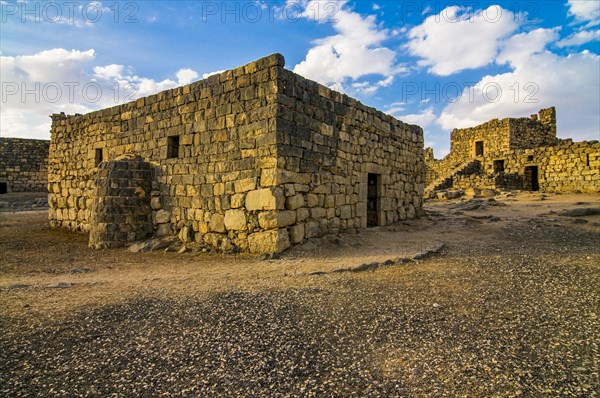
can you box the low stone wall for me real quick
[0,138,49,193]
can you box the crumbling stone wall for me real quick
[422,107,597,195]
[0,138,49,193]
[49,54,424,253]
[89,155,154,249]
[489,140,599,193]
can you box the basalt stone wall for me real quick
[448,119,511,163]
[427,140,599,194]
[89,155,154,249]
[445,107,558,166]
[509,107,557,150]
[485,141,600,193]
[49,54,282,252]
[273,68,424,244]
[49,53,424,253]
[0,138,49,193]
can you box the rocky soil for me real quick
[1,192,599,397]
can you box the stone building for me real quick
[425,107,599,195]
[0,137,50,193]
[49,54,424,253]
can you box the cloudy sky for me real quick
[1,0,599,156]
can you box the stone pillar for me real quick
[539,107,556,137]
[89,154,154,249]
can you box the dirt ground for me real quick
[1,191,599,397]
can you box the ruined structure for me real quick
[425,107,599,195]
[49,54,424,253]
[0,137,50,193]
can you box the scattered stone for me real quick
[412,242,446,260]
[559,208,600,217]
[480,188,498,198]
[572,219,588,224]
[177,246,189,254]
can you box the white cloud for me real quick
[292,0,401,94]
[497,28,560,66]
[566,0,600,26]
[438,28,600,142]
[93,64,125,79]
[1,48,199,140]
[389,107,437,128]
[406,5,518,76]
[176,68,199,85]
[557,29,600,47]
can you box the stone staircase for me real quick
[425,159,482,195]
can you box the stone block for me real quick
[246,188,284,211]
[296,207,309,222]
[155,209,170,224]
[289,223,305,244]
[224,209,247,230]
[307,194,319,208]
[260,168,278,187]
[305,221,320,239]
[258,210,296,230]
[210,213,226,233]
[234,178,257,193]
[247,229,290,254]
[150,196,162,210]
[231,193,245,209]
[286,194,305,210]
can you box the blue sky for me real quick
[1,0,599,156]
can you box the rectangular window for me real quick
[0,182,7,194]
[527,155,534,162]
[475,141,484,157]
[167,136,180,159]
[94,148,103,167]
[493,160,505,173]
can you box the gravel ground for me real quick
[1,194,599,397]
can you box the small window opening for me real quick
[586,154,590,167]
[94,148,103,167]
[475,141,484,157]
[527,155,534,162]
[493,160,505,173]
[0,182,7,194]
[167,136,180,159]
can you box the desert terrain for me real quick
[1,191,599,397]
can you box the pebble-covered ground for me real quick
[1,193,599,397]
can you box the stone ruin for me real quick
[0,138,49,194]
[425,107,599,196]
[49,54,425,253]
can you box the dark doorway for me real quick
[367,173,380,227]
[493,159,505,173]
[475,141,484,156]
[0,182,7,194]
[524,166,539,191]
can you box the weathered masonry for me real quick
[49,54,424,253]
[425,107,599,195]
[0,137,50,193]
